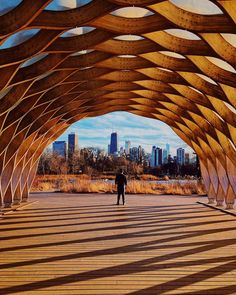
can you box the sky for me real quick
[57,112,193,155]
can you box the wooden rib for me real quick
[0,0,235,208]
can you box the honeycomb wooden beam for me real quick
[0,0,235,209]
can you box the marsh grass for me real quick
[31,176,205,195]
[137,174,160,181]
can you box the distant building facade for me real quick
[163,149,168,164]
[157,147,163,165]
[185,153,190,165]
[130,147,138,162]
[151,146,162,167]
[177,148,185,165]
[151,146,156,167]
[53,141,67,158]
[166,143,170,157]
[68,132,78,157]
[138,145,142,160]
[125,140,131,154]
[110,132,118,155]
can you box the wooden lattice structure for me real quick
[0,0,235,208]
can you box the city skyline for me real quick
[57,112,194,155]
[52,130,196,168]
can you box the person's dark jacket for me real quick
[115,173,127,188]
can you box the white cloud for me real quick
[58,112,194,154]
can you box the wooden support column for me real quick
[13,184,22,205]
[3,184,13,208]
[21,185,29,203]
[225,185,235,210]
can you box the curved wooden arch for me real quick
[0,0,235,209]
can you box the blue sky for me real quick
[57,112,193,155]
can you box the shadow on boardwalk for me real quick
[0,193,235,294]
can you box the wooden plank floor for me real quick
[0,193,236,295]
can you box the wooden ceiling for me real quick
[0,0,235,207]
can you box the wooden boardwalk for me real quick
[0,193,236,295]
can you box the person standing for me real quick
[115,169,127,205]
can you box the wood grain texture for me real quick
[0,193,236,294]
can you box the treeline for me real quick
[37,149,145,176]
[37,149,200,178]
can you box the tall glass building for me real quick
[177,148,185,165]
[68,132,79,157]
[166,144,170,157]
[125,140,131,155]
[151,146,162,167]
[163,149,168,164]
[53,141,67,158]
[110,132,118,155]
[151,146,156,167]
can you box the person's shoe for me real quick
[116,203,119,205]
[123,202,125,205]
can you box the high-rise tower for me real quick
[166,143,170,156]
[125,140,131,154]
[110,132,118,155]
[151,146,156,167]
[53,141,67,158]
[68,132,79,157]
[177,148,185,165]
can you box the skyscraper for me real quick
[68,132,78,157]
[163,149,168,164]
[110,132,118,155]
[157,148,163,165]
[155,147,162,166]
[166,143,170,157]
[151,146,163,167]
[185,153,190,165]
[125,140,131,154]
[138,145,143,163]
[130,147,138,161]
[53,141,67,158]
[177,148,185,165]
[151,146,156,167]
[155,148,159,166]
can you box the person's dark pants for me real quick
[117,186,125,205]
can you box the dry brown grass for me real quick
[138,174,160,181]
[31,174,90,192]
[35,174,90,181]
[92,175,115,180]
[126,181,160,194]
[60,180,114,194]
[31,180,55,192]
[161,182,205,195]
[31,175,206,195]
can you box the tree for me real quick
[68,150,81,174]
[37,149,52,175]
[49,153,68,175]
